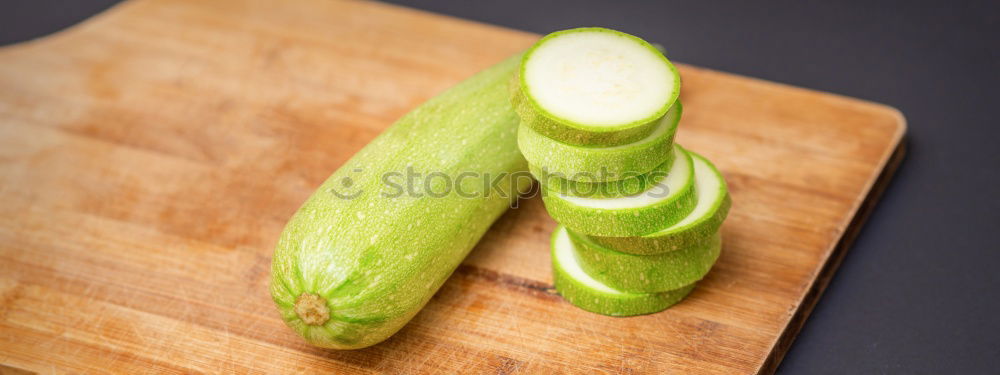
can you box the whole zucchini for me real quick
[270,54,529,349]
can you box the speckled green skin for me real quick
[511,27,681,147]
[518,102,681,181]
[551,227,694,316]
[541,147,697,237]
[528,150,674,198]
[588,152,731,255]
[269,54,530,349]
[569,228,721,293]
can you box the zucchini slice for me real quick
[541,145,696,236]
[529,149,674,198]
[552,226,694,316]
[589,151,731,255]
[569,227,721,293]
[512,27,681,146]
[518,101,681,181]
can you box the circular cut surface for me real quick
[542,145,697,237]
[551,226,695,316]
[588,151,732,254]
[523,28,677,127]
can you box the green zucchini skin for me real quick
[551,226,694,316]
[588,152,731,255]
[269,54,529,349]
[540,146,697,237]
[528,150,675,199]
[517,101,681,181]
[569,228,721,293]
[512,27,681,147]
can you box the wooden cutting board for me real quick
[0,0,905,373]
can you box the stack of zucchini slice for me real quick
[512,28,731,316]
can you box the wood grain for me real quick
[0,0,905,373]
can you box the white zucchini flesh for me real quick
[588,151,731,255]
[513,27,681,146]
[551,226,694,316]
[541,146,697,236]
[525,29,676,127]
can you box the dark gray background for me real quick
[2,0,998,373]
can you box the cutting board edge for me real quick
[0,0,139,54]
[757,137,907,375]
